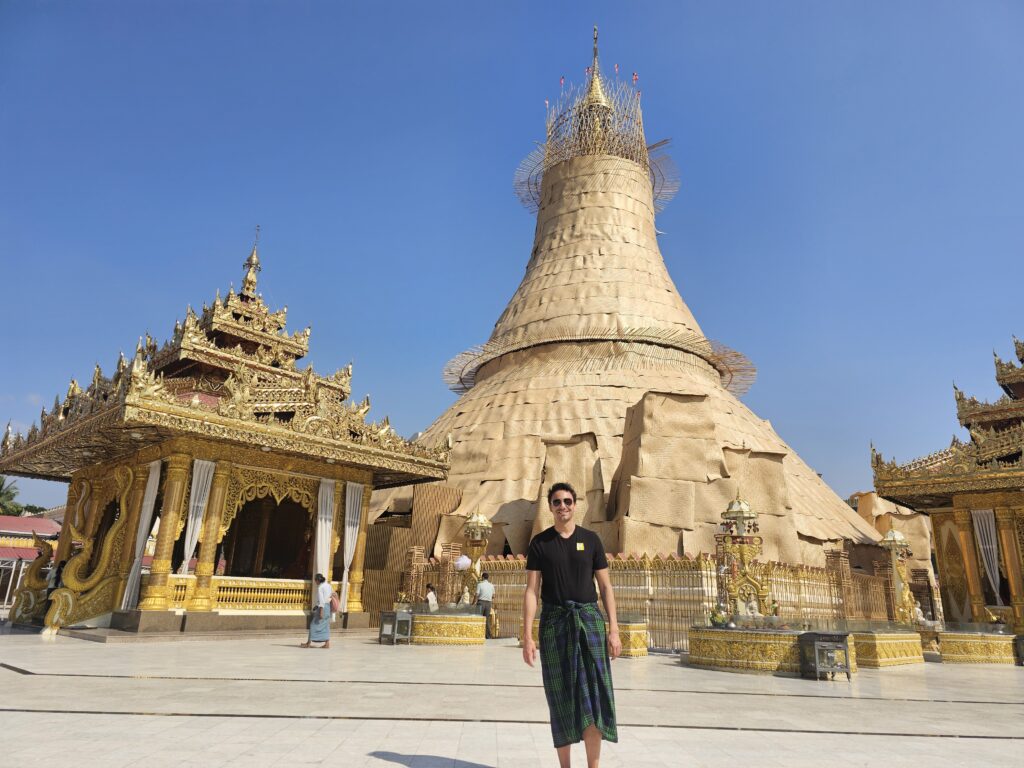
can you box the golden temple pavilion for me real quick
[874,337,1024,631]
[0,244,447,633]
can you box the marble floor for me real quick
[1,628,1022,767]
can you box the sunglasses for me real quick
[551,497,575,507]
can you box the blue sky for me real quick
[2,2,1022,508]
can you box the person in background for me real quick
[425,583,439,613]
[475,572,495,639]
[46,560,67,600]
[301,573,331,649]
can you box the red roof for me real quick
[0,515,61,536]
[0,546,39,560]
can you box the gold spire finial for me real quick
[583,26,610,110]
[241,225,262,298]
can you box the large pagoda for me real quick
[874,338,1024,629]
[0,244,447,632]
[376,30,881,568]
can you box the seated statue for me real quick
[915,600,938,629]
[457,586,473,607]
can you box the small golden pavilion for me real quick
[873,337,1024,631]
[0,245,448,633]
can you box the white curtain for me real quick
[340,481,365,611]
[120,460,162,611]
[971,509,1003,606]
[314,479,335,581]
[178,459,216,574]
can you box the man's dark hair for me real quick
[314,573,326,584]
[547,482,577,504]
[426,583,435,591]
[481,572,489,580]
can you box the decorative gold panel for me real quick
[618,621,648,658]
[939,632,1016,664]
[411,614,486,645]
[851,632,924,668]
[220,466,320,541]
[688,628,803,674]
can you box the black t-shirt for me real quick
[526,525,609,606]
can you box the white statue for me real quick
[914,600,938,629]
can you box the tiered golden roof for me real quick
[0,246,448,488]
[874,337,1024,505]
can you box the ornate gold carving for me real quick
[220,466,319,541]
[618,621,649,658]
[876,339,1024,506]
[410,613,486,645]
[45,465,134,629]
[939,526,969,621]
[9,533,54,624]
[851,632,924,668]
[688,628,803,674]
[0,253,449,486]
[939,632,1016,664]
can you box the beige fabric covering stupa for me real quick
[375,32,880,566]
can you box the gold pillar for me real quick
[114,464,153,609]
[995,507,1024,630]
[953,508,987,621]
[187,461,232,612]
[345,482,373,613]
[252,504,272,576]
[138,454,191,611]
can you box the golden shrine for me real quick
[874,337,1024,632]
[0,244,448,633]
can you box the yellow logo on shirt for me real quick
[577,542,585,551]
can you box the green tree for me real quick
[0,475,25,516]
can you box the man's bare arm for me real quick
[595,568,621,659]
[522,570,541,666]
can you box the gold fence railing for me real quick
[848,571,890,621]
[478,554,720,651]
[759,563,843,624]
[483,558,530,640]
[143,574,316,611]
[347,549,917,644]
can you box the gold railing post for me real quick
[953,508,988,621]
[187,461,232,612]
[114,463,153,609]
[995,507,1024,631]
[345,482,373,613]
[138,454,191,611]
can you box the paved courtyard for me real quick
[1,627,1022,767]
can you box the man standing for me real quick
[475,571,495,638]
[523,482,620,767]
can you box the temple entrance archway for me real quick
[223,496,313,579]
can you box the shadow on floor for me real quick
[368,751,493,768]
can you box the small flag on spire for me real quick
[560,75,564,88]
[545,98,549,110]
[614,63,619,75]
[585,66,591,77]
[632,71,639,85]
